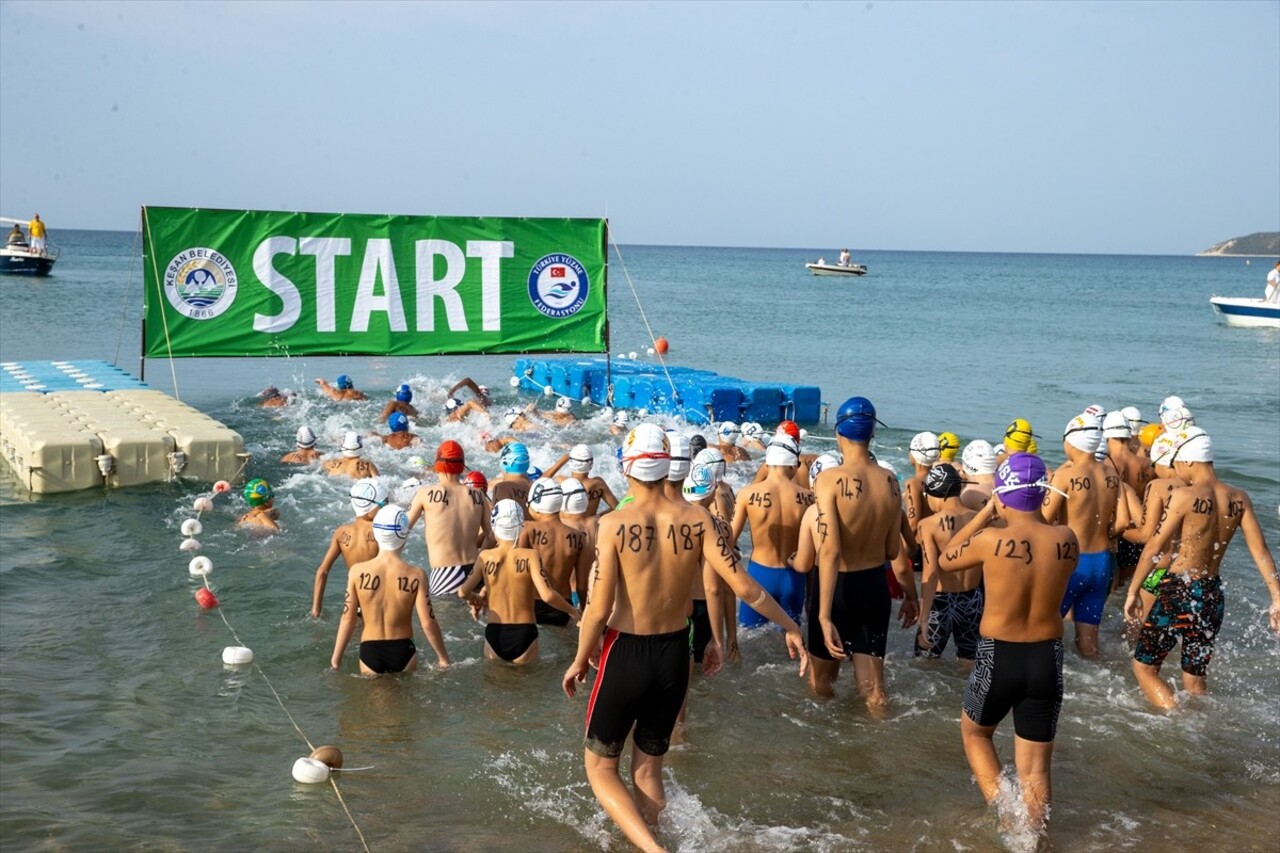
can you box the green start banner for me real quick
[142,207,607,358]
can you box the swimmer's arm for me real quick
[815,483,840,627]
[704,524,806,672]
[729,489,750,543]
[919,525,941,618]
[1236,496,1280,622]
[1112,483,1133,536]
[574,540,594,606]
[1123,486,1163,544]
[543,453,570,479]
[703,559,725,652]
[1127,501,1183,606]
[330,573,360,670]
[597,481,619,511]
[404,491,424,532]
[940,502,997,571]
[1041,470,1068,524]
[565,537,619,697]
[447,378,478,399]
[376,400,395,423]
[884,508,904,561]
[531,553,579,620]
[457,559,485,601]
[310,533,344,617]
[416,577,451,667]
[315,378,341,400]
[478,505,494,549]
[791,514,817,574]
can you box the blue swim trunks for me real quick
[1059,550,1112,626]
[739,560,805,628]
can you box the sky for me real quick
[0,0,1276,254]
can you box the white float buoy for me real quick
[292,757,331,784]
[543,385,553,396]
[222,646,254,665]
[647,347,656,356]
[181,519,203,537]
[180,538,201,552]
[508,376,521,388]
[193,496,213,513]
[799,428,808,440]
[580,396,591,406]
[189,556,213,577]
[628,351,638,360]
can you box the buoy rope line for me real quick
[141,211,182,402]
[183,492,372,853]
[608,233,680,405]
[113,227,142,368]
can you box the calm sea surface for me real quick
[1,230,1277,852]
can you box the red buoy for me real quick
[195,588,219,609]
[654,337,670,355]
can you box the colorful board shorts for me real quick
[963,637,1064,743]
[1133,573,1224,677]
[585,627,690,758]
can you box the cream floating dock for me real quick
[0,361,248,494]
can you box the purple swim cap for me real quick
[994,452,1048,512]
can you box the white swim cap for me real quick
[683,456,720,499]
[491,498,524,541]
[569,443,594,474]
[809,452,843,487]
[503,407,522,427]
[741,422,763,441]
[561,478,589,514]
[613,409,630,427]
[765,434,800,467]
[621,423,671,482]
[909,431,941,466]
[350,478,387,516]
[1159,395,1186,418]
[1103,410,1130,439]
[961,440,997,476]
[1161,405,1194,430]
[398,477,421,502]
[341,431,363,457]
[555,396,572,413]
[1170,426,1213,463]
[693,447,727,480]
[1150,432,1177,467]
[1063,410,1104,454]
[717,421,740,444]
[528,477,565,515]
[1121,406,1145,436]
[445,397,460,411]
[372,504,410,551]
[667,432,692,481]
[295,425,317,449]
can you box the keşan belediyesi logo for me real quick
[164,248,238,320]
[528,254,589,319]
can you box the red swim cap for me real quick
[777,420,800,441]
[464,470,488,490]
[435,440,465,475]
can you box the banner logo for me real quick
[528,254,588,319]
[163,248,238,320]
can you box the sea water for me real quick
[1,231,1278,851]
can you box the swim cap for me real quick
[1122,406,1145,436]
[693,447,727,481]
[500,442,530,475]
[295,425,317,449]
[1003,419,1036,452]
[924,463,969,499]
[561,478,588,513]
[741,422,763,441]
[909,431,941,466]
[398,477,421,502]
[717,421,740,444]
[1102,410,1130,439]
[395,384,413,403]
[372,504,410,551]
[1150,432,1177,468]
[1159,395,1186,419]
[667,432,692,481]
[777,420,801,442]
[835,396,882,442]
[491,499,524,541]
[938,432,960,461]
[961,440,997,476]
[388,412,409,433]
[1170,426,1213,464]
[555,396,572,413]
[1139,423,1163,449]
[464,470,488,491]
[1027,438,1039,454]
[260,385,281,400]
[350,478,387,516]
[444,397,460,412]
[243,478,273,507]
[994,452,1049,513]
[765,435,800,467]
[435,440,465,475]
[341,431,363,458]
[569,444,594,474]
[503,407,523,428]
[1161,405,1194,431]
[682,453,721,498]
[688,434,708,456]
[613,410,630,427]
[621,423,671,482]
[1063,410,1104,454]
[809,452,842,488]
[336,374,353,391]
[528,478,564,515]
[527,466,543,480]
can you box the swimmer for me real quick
[377,384,418,423]
[323,431,380,479]
[562,424,806,853]
[813,398,918,712]
[1118,432,1182,630]
[559,477,599,547]
[377,412,420,450]
[330,505,450,674]
[281,426,322,465]
[739,422,768,453]
[1043,407,1128,658]
[310,479,386,617]
[915,464,981,669]
[789,452,843,696]
[458,500,579,663]
[443,378,491,422]
[694,446,740,660]
[521,478,592,625]
[714,421,752,462]
[997,418,1037,459]
[608,409,631,436]
[315,374,367,402]
[903,432,941,574]
[940,452,1079,834]
[681,454,731,698]
[749,422,818,488]
[491,442,533,509]
[542,396,578,427]
[406,440,493,598]
[662,432,693,503]
[258,385,290,408]
[1102,409,1149,590]
[1125,427,1280,709]
[546,443,618,515]
[237,478,280,531]
[959,440,997,511]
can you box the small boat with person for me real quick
[1209,296,1280,328]
[805,247,867,276]
[2,215,59,276]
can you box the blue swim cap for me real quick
[500,442,530,474]
[336,374,353,390]
[835,396,880,442]
[527,465,543,479]
[388,412,409,433]
[395,384,412,403]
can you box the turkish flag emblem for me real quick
[551,266,566,278]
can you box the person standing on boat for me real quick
[27,214,46,254]
[839,248,852,267]
[7,223,25,246]
[1266,260,1280,304]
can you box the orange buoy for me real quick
[654,337,670,355]
[195,588,219,609]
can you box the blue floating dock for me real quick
[511,357,823,425]
[0,360,150,394]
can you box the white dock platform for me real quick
[1,361,248,494]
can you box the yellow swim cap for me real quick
[1027,438,1039,454]
[1003,418,1036,452]
[938,432,960,461]
[1139,423,1163,449]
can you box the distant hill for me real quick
[1197,232,1279,256]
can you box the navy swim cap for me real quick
[395,384,412,403]
[336,374,353,390]
[388,412,409,433]
[835,396,881,442]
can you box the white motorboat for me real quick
[1,216,58,276]
[1209,295,1280,328]
[805,257,867,276]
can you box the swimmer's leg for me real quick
[1180,671,1208,696]
[1072,622,1100,659]
[851,653,887,716]
[1012,735,1053,831]
[512,636,539,665]
[808,657,839,698]
[630,746,667,829]
[584,749,666,853]
[960,714,1002,805]
[1131,661,1177,710]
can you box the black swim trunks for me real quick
[806,567,890,661]
[911,546,923,574]
[534,599,571,627]
[1115,538,1144,572]
[1133,573,1224,677]
[963,637,1064,743]
[688,599,713,663]
[359,638,417,674]
[916,586,985,660]
[485,622,539,662]
[585,627,690,758]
